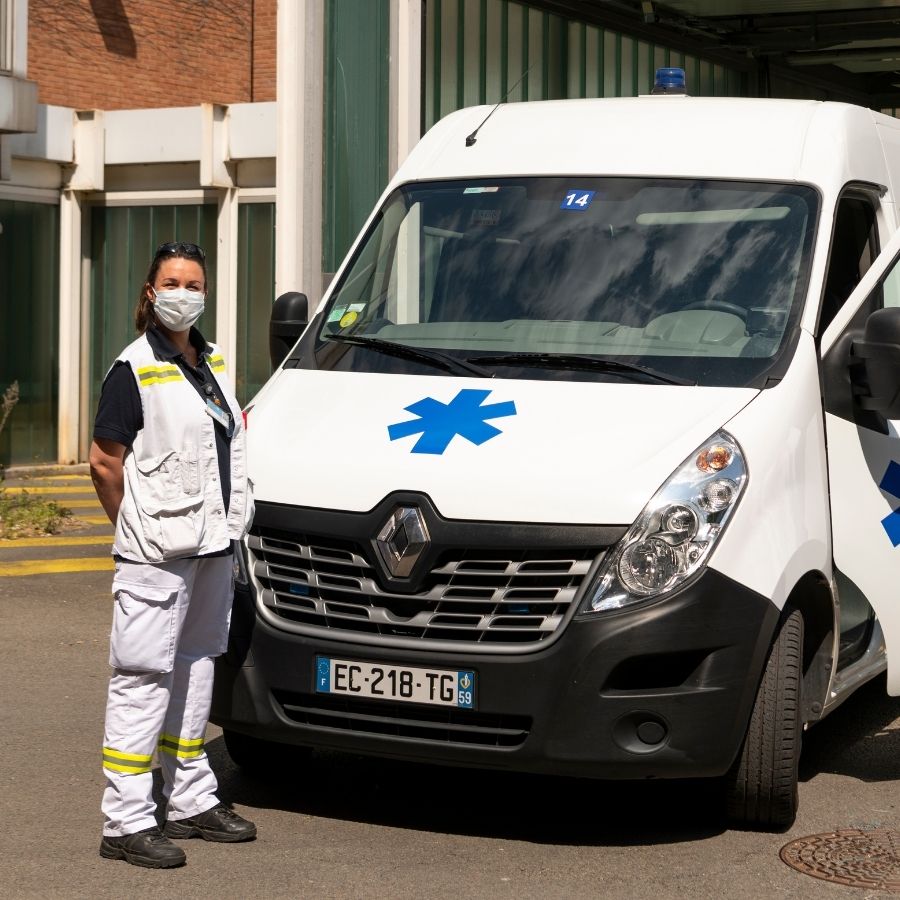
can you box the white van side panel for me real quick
[710,332,831,610]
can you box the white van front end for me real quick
[213,94,900,830]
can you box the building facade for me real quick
[0,0,880,465]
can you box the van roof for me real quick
[398,97,899,194]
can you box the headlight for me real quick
[584,431,747,613]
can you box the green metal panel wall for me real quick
[424,0,745,129]
[0,199,59,465]
[323,0,390,274]
[88,204,218,423]
[235,202,276,406]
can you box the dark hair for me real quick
[134,242,208,333]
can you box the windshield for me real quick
[307,177,819,387]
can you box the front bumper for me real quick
[212,567,779,779]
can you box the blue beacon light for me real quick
[651,67,687,95]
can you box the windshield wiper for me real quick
[324,334,493,378]
[470,352,695,385]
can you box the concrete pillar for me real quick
[57,188,82,463]
[216,185,240,373]
[57,109,105,461]
[389,0,423,177]
[276,0,324,307]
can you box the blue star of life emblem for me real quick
[387,388,517,455]
[879,460,900,546]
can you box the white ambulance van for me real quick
[212,74,900,829]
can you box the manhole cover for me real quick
[780,829,900,893]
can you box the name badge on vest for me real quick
[206,399,235,438]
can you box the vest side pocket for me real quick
[157,505,204,559]
[135,492,205,560]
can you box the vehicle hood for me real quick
[246,370,757,524]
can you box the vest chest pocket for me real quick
[135,449,201,507]
[133,450,206,558]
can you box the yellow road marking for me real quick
[0,557,114,576]
[61,500,103,509]
[0,535,112,548]
[79,516,113,525]
[14,475,91,482]
[2,486,97,495]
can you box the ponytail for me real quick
[134,287,155,334]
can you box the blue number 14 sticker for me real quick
[560,190,596,211]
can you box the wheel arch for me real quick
[784,570,835,723]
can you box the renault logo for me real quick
[375,506,430,578]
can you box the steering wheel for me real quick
[682,300,747,320]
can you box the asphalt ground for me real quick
[1,467,898,898]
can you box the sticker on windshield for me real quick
[327,302,365,324]
[470,208,501,226]
[463,186,500,194]
[560,190,596,211]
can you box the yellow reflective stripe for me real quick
[137,365,184,387]
[158,733,205,758]
[137,365,181,379]
[159,732,204,748]
[103,747,153,763]
[139,374,184,386]
[208,354,225,372]
[102,747,153,774]
[159,746,205,759]
[104,760,153,774]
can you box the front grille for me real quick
[250,527,602,645]
[274,690,531,747]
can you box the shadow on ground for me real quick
[799,673,900,783]
[202,675,900,847]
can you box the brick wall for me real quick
[252,0,277,101]
[28,0,277,110]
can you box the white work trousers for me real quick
[101,555,233,837]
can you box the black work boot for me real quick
[164,804,257,843]
[99,826,187,868]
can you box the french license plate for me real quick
[316,656,475,709]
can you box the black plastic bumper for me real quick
[212,567,779,779]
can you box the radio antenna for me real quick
[465,66,534,148]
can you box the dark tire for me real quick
[726,607,804,830]
[223,729,310,776]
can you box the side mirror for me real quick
[853,307,900,418]
[269,292,309,371]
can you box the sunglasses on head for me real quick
[155,241,206,261]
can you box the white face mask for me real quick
[152,287,206,332]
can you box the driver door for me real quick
[821,224,900,696]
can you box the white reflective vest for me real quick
[112,334,253,563]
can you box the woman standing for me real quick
[89,241,255,868]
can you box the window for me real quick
[0,198,60,464]
[311,177,819,388]
[818,191,879,335]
